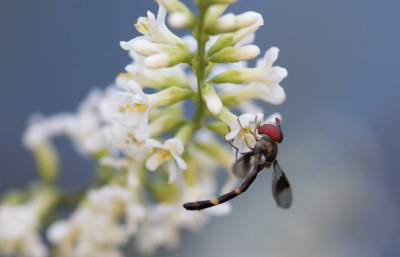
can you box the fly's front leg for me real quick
[237,118,254,150]
[251,115,261,141]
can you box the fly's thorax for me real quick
[254,136,277,160]
[265,139,278,163]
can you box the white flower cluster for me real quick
[1,0,288,256]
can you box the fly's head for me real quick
[258,117,283,144]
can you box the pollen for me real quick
[133,103,148,112]
[127,72,133,79]
[129,108,134,112]
[118,73,125,78]
[135,73,139,77]
[125,103,130,108]
[239,126,252,136]
[157,149,172,163]
[140,27,146,33]
[145,17,149,21]
[137,106,147,112]
[134,23,138,28]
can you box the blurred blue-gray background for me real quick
[1,0,399,256]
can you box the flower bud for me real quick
[148,112,184,137]
[144,50,194,68]
[121,40,163,56]
[206,11,261,35]
[168,12,192,29]
[157,0,195,28]
[209,45,260,63]
[149,87,195,107]
[175,124,194,144]
[220,82,286,106]
[201,83,223,115]
[33,141,59,183]
[207,12,263,55]
[204,4,229,28]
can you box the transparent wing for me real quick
[232,151,256,179]
[271,161,292,208]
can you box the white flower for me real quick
[23,113,71,149]
[136,204,206,255]
[101,155,144,188]
[225,112,264,153]
[47,212,126,257]
[116,80,154,141]
[211,47,288,105]
[247,47,288,104]
[87,186,146,234]
[145,138,187,183]
[121,51,190,90]
[127,5,185,47]
[120,5,192,68]
[0,205,47,257]
[48,185,146,257]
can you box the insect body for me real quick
[183,118,292,211]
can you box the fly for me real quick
[183,117,292,210]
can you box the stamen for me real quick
[133,103,148,112]
[129,108,134,112]
[118,73,125,78]
[145,17,149,21]
[134,23,138,28]
[136,106,147,112]
[125,103,130,108]
[156,149,172,163]
[239,126,252,136]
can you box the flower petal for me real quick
[265,112,282,123]
[146,153,162,171]
[265,47,279,67]
[165,138,184,154]
[171,153,187,170]
[225,129,239,140]
[267,66,288,83]
[145,138,166,149]
[167,160,177,183]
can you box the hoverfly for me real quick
[183,117,292,210]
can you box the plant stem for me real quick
[193,2,209,129]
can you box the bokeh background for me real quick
[1,0,399,256]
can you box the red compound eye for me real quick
[258,123,283,143]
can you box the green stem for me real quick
[193,2,209,129]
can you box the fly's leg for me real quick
[250,115,260,141]
[237,118,254,150]
[224,135,239,160]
